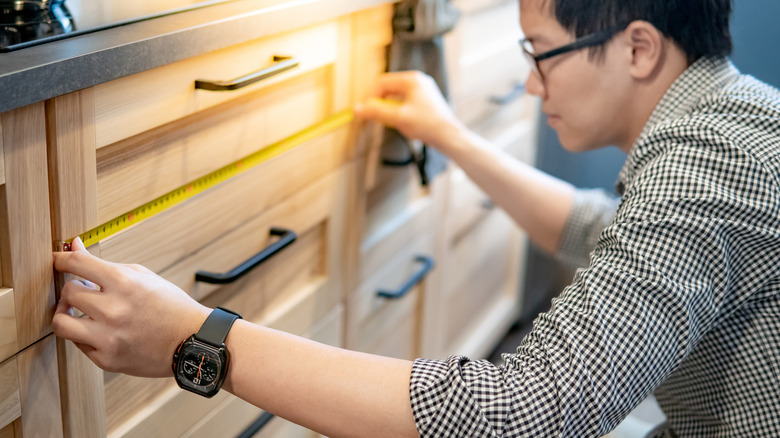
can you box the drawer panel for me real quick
[0,356,20,431]
[98,126,350,275]
[92,20,346,149]
[362,164,432,252]
[103,163,350,437]
[180,306,342,438]
[0,289,16,363]
[95,69,348,224]
[441,209,525,356]
[347,235,435,359]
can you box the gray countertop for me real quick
[0,0,386,113]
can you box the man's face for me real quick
[520,1,633,152]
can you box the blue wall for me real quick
[731,0,780,88]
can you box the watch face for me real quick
[174,338,226,397]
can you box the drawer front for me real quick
[0,336,63,438]
[0,355,20,432]
[445,0,532,128]
[92,19,348,149]
[348,223,436,359]
[103,162,350,437]
[362,163,433,251]
[441,209,524,352]
[95,69,351,225]
[0,290,16,364]
[180,306,342,438]
[98,126,350,275]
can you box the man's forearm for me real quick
[444,128,576,254]
[223,320,419,438]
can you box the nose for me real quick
[525,71,545,98]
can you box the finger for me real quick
[71,236,87,252]
[369,71,425,98]
[52,306,98,347]
[59,279,107,319]
[53,240,115,287]
[354,98,405,126]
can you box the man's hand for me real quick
[354,71,468,154]
[52,237,210,378]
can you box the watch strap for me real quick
[195,307,242,346]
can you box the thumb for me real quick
[71,236,88,253]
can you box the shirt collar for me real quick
[615,57,740,195]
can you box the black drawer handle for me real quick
[195,227,296,284]
[489,82,525,105]
[377,255,435,299]
[236,411,275,438]
[195,55,299,91]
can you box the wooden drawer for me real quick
[441,208,525,357]
[445,0,530,128]
[347,237,434,359]
[97,126,351,278]
[0,336,63,438]
[0,290,16,364]
[362,163,432,247]
[348,190,438,358]
[92,19,350,150]
[180,305,342,438]
[100,153,351,437]
[95,71,352,226]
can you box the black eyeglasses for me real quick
[519,23,630,80]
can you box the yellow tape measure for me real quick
[62,109,354,250]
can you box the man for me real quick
[54,0,780,436]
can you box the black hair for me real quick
[547,0,733,62]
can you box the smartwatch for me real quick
[172,307,242,398]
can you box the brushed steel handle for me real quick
[194,55,299,91]
[195,227,296,284]
[377,255,435,299]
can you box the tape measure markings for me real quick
[66,109,354,249]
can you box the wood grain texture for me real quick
[99,127,350,273]
[56,339,107,438]
[17,335,63,438]
[92,21,341,148]
[0,356,21,431]
[46,89,99,241]
[96,68,334,224]
[0,289,17,363]
[0,421,16,438]
[0,124,5,186]
[0,103,55,350]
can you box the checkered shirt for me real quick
[410,57,780,437]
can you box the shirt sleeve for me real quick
[408,142,766,436]
[555,188,620,268]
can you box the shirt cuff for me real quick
[556,188,620,268]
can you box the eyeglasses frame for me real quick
[519,23,631,79]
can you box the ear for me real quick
[624,21,664,80]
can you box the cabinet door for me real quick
[0,104,63,438]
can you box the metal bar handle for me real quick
[489,81,525,105]
[195,55,299,91]
[195,227,296,284]
[236,412,275,438]
[377,255,435,299]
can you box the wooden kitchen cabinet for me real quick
[0,0,541,435]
